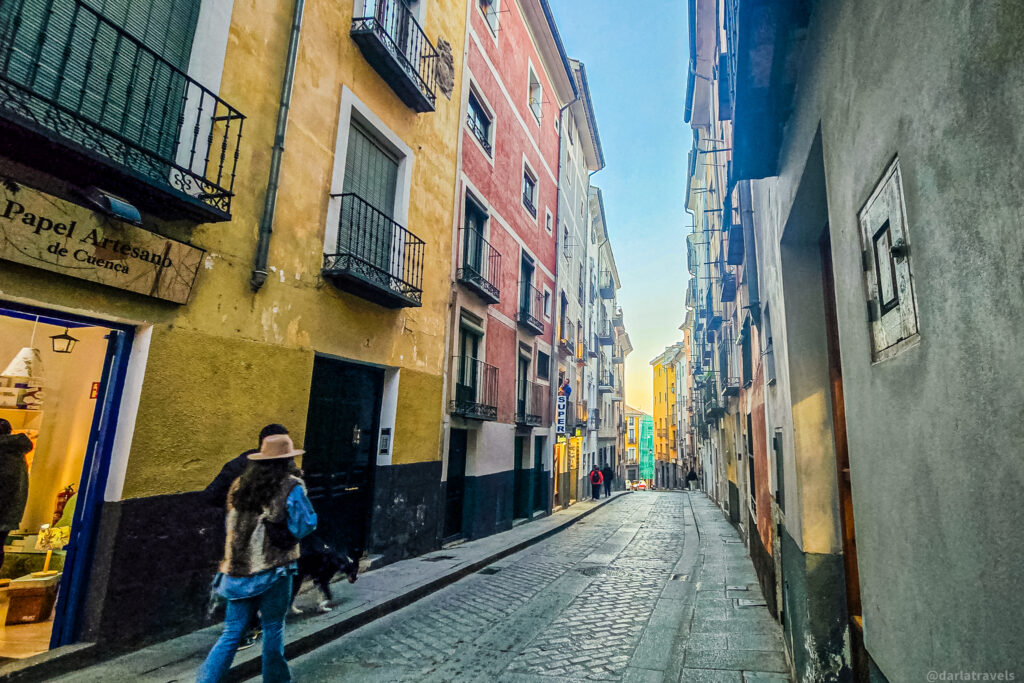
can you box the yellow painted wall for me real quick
[0,0,468,498]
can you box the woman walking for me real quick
[198,433,317,683]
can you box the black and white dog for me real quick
[290,535,359,614]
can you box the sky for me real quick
[549,1,693,414]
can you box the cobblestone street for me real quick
[275,492,790,683]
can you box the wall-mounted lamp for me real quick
[80,186,142,226]
[49,328,78,354]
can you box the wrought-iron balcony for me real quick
[598,370,614,393]
[517,283,544,335]
[588,337,599,358]
[597,318,614,345]
[515,379,549,427]
[457,227,500,304]
[727,223,744,265]
[612,347,625,364]
[612,306,624,328]
[351,0,438,113]
[721,272,737,303]
[522,190,537,218]
[599,270,615,299]
[323,193,425,308]
[0,0,245,221]
[449,356,499,421]
[721,376,740,398]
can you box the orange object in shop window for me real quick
[52,485,75,526]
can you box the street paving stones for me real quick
[279,493,792,682]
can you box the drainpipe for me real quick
[250,0,306,292]
[550,96,577,510]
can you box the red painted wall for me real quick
[458,1,562,408]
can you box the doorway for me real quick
[513,436,528,520]
[302,356,383,556]
[532,435,545,513]
[820,229,865,678]
[443,429,467,541]
[0,304,130,661]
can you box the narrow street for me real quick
[274,492,788,683]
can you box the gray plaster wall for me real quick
[764,1,1024,679]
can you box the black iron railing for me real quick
[612,346,625,364]
[522,190,537,217]
[721,272,737,302]
[458,226,500,304]
[597,318,614,344]
[0,0,245,219]
[518,282,544,334]
[598,370,614,393]
[351,0,437,112]
[466,111,491,155]
[324,193,425,307]
[450,356,499,421]
[516,379,548,427]
[612,306,624,327]
[599,270,615,298]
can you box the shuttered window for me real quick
[2,0,201,162]
[341,121,400,273]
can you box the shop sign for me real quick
[0,184,204,304]
[556,395,566,434]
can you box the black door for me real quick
[513,436,529,519]
[444,429,468,540]
[533,435,546,512]
[302,356,384,555]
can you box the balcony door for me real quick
[464,199,487,276]
[342,121,399,277]
[516,355,530,419]
[519,257,535,315]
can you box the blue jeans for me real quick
[197,574,292,683]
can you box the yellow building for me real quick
[651,343,685,488]
[0,0,467,662]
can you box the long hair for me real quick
[230,459,300,514]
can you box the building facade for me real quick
[442,0,576,541]
[0,0,469,662]
[623,404,648,484]
[651,343,685,489]
[682,1,1024,681]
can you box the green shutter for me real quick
[341,123,399,275]
[1,0,200,167]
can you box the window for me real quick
[467,92,492,155]
[559,293,568,341]
[537,351,550,380]
[522,168,537,216]
[543,289,552,319]
[545,210,553,234]
[479,0,500,33]
[563,224,571,259]
[764,305,777,384]
[859,159,919,360]
[528,66,542,122]
[629,427,635,443]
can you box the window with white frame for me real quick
[466,91,492,155]
[479,0,500,34]
[522,166,537,216]
[545,209,553,234]
[528,66,542,122]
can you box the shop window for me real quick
[859,158,919,361]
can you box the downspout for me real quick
[550,96,577,510]
[250,0,306,292]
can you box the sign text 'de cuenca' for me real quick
[0,184,203,304]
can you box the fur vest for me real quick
[219,475,303,576]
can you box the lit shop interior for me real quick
[0,308,112,662]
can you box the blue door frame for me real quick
[0,300,134,649]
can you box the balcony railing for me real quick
[721,272,737,303]
[466,113,491,155]
[558,332,575,357]
[599,270,615,299]
[597,318,614,345]
[516,379,549,427]
[450,356,499,421]
[612,306,624,328]
[0,0,245,221]
[612,347,625,364]
[518,282,544,335]
[323,193,424,308]
[598,369,614,393]
[522,190,537,217]
[351,0,438,113]
[458,227,500,304]
[721,376,740,398]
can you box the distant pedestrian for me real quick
[198,433,317,683]
[686,468,698,491]
[589,465,603,500]
[601,464,614,497]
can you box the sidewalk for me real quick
[38,492,631,683]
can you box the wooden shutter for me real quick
[341,122,400,274]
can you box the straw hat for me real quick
[248,433,304,460]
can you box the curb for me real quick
[225,490,631,681]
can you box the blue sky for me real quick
[550,1,692,414]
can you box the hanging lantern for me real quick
[49,328,78,354]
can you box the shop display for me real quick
[4,573,59,625]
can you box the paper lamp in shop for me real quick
[49,328,79,354]
[33,524,70,577]
[1,347,44,379]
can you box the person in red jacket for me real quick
[589,465,603,501]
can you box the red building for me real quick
[442,0,576,541]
